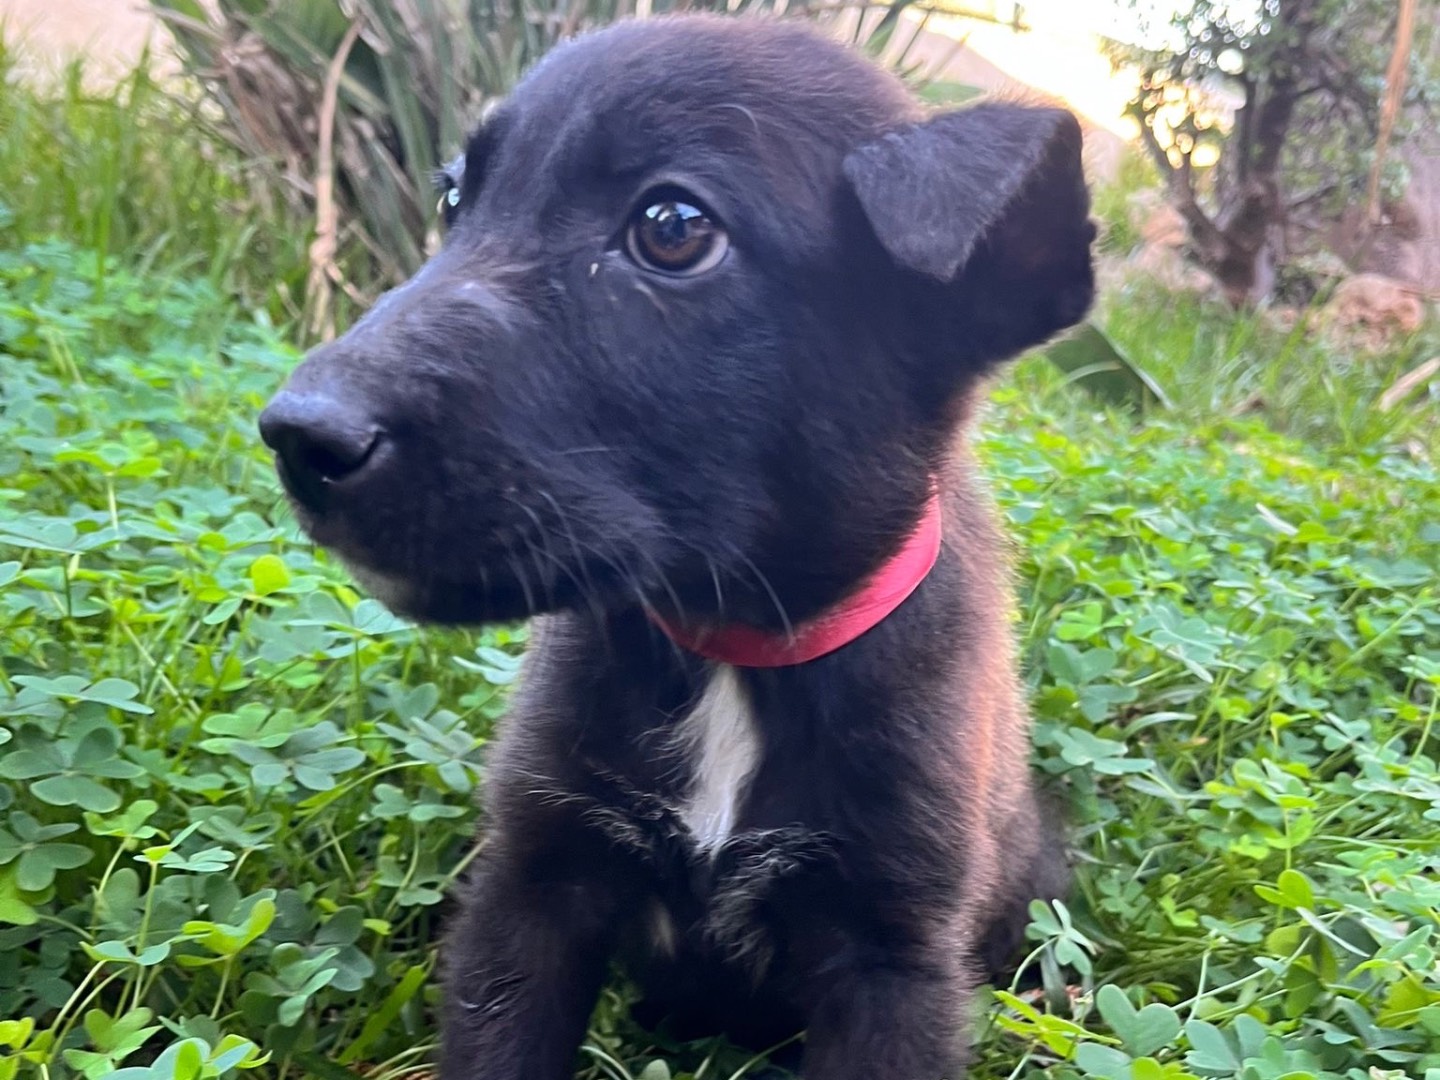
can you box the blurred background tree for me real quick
[1106,0,1438,306]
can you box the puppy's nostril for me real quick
[258,392,382,505]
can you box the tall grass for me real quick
[0,39,307,319]
[1071,277,1438,455]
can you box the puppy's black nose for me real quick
[258,391,381,508]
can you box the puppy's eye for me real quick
[437,185,460,222]
[435,184,462,227]
[432,156,466,228]
[626,191,728,276]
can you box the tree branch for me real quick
[1366,0,1417,223]
[1134,110,1229,266]
[305,16,366,343]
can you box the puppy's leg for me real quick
[976,784,1071,981]
[801,949,972,1080]
[439,848,620,1080]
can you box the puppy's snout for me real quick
[259,390,383,510]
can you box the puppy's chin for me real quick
[282,505,576,625]
[284,497,677,626]
[343,564,429,617]
[344,562,564,626]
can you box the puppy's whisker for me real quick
[504,495,564,574]
[525,513,649,640]
[530,489,613,636]
[508,494,610,631]
[520,539,562,610]
[502,550,538,616]
[527,490,587,570]
[552,446,622,457]
[715,101,762,138]
[706,555,727,620]
[627,545,687,626]
[599,548,684,658]
[632,280,668,318]
[519,544,556,612]
[724,542,794,640]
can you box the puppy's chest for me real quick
[648,666,836,972]
[566,664,831,884]
[668,664,763,852]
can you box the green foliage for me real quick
[2,237,1436,1078]
[0,244,515,1076]
[1040,322,1172,410]
[0,39,305,322]
[1093,275,1440,453]
[970,352,1440,1077]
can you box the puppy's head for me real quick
[258,16,1094,628]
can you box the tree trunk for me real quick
[1136,0,1323,306]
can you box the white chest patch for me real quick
[672,665,761,853]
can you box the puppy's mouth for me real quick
[263,438,606,624]
[282,500,640,626]
[345,563,574,625]
[261,412,690,626]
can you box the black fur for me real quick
[259,15,1095,1078]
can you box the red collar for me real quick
[650,492,943,668]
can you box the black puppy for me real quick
[259,15,1094,1078]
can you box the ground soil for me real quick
[0,0,169,80]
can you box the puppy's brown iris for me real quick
[627,191,728,275]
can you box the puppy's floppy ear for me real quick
[843,102,1090,281]
[840,104,1088,364]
